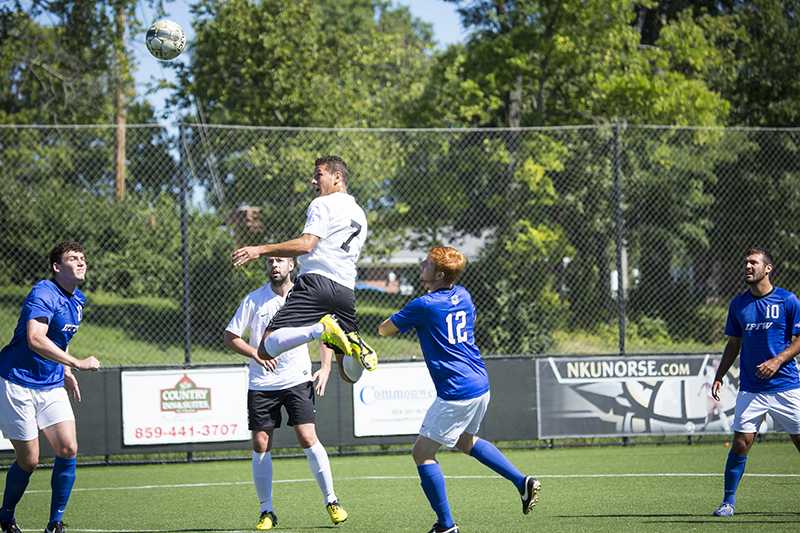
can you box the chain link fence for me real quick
[1,124,799,366]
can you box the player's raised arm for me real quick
[377,318,399,337]
[232,235,320,267]
[712,336,741,401]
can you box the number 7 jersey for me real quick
[300,192,368,289]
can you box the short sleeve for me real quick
[303,198,329,238]
[390,297,425,334]
[787,293,800,337]
[724,298,742,337]
[22,285,56,323]
[226,297,252,337]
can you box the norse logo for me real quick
[160,374,212,413]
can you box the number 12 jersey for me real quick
[390,285,489,401]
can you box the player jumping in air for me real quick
[231,155,377,373]
[711,247,800,517]
[378,246,540,533]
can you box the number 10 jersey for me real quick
[300,192,368,289]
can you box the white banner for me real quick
[121,367,249,445]
[352,361,436,437]
[0,433,11,451]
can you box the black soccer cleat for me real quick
[521,475,542,514]
[426,523,460,533]
[44,521,65,533]
[0,519,21,533]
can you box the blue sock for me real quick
[49,457,77,524]
[0,462,33,523]
[417,463,454,529]
[722,450,747,505]
[469,438,526,491]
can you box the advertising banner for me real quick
[0,434,11,451]
[121,367,250,445]
[352,362,436,437]
[536,355,753,438]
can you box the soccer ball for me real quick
[145,19,186,61]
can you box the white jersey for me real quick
[225,284,312,391]
[300,192,367,289]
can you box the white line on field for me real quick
[21,472,800,496]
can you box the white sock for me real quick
[252,451,273,513]
[304,441,337,505]
[264,324,324,357]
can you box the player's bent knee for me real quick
[15,451,39,471]
[56,445,78,458]
[297,435,318,448]
[411,446,436,465]
[731,433,754,454]
[454,433,476,454]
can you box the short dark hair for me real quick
[745,247,773,267]
[315,155,349,185]
[49,241,85,274]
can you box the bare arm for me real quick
[711,336,741,400]
[313,344,333,396]
[223,329,258,359]
[232,234,320,267]
[378,318,399,337]
[26,319,99,371]
[223,330,273,370]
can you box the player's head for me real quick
[744,247,773,285]
[49,241,86,284]
[266,256,294,285]
[313,155,348,196]
[420,246,466,291]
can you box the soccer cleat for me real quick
[712,503,735,517]
[319,315,351,357]
[255,510,278,530]
[426,523,460,533]
[520,475,542,514]
[44,522,65,533]
[0,520,21,533]
[326,501,348,525]
[346,331,378,371]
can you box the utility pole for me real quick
[113,1,128,201]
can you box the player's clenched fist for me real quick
[77,356,100,371]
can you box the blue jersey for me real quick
[390,285,489,401]
[724,286,800,393]
[0,280,85,389]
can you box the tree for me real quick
[399,1,733,351]
[180,0,433,127]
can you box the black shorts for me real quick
[247,381,316,431]
[267,273,357,332]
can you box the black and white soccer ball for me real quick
[145,19,186,61]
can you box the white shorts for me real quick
[419,391,490,448]
[733,388,800,434]
[0,376,75,441]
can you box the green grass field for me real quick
[8,442,799,532]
